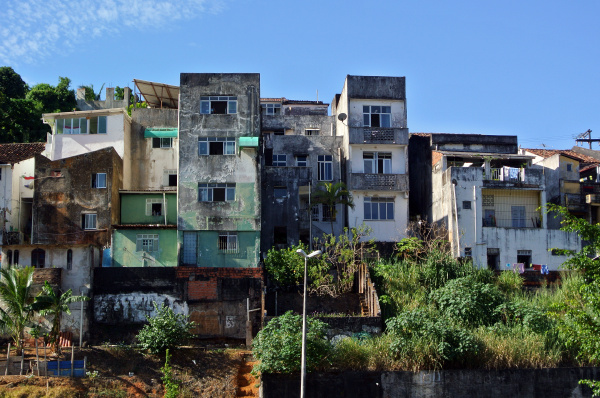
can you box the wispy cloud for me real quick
[0,0,222,65]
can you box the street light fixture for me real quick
[296,249,322,398]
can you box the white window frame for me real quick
[146,198,167,216]
[92,173,107,188]
[305,129,320,136]
[200,96,237,114]
[296,155,308,167]
[136,234,159,252]
[82,213,97,230]
[56,116,107,134]
[363,105,391,128]
[261,103,281,115]
[153,137,173,148]
[364,197,394,220]
[218,232,238,253]
[318,155,333,181]
[198,137,236,155]
[273,154,287,167]
[198,183,235,202]
[164,169,177,187]
[363,152,392,174]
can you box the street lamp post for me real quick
[296,249,322,398]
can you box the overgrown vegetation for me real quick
[136,302,195,355]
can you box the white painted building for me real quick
[334,76,409,243]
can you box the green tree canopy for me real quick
[312,181,354,235]
[0,66,28,99]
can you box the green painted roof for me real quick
[239,137,258,147]
[144,128,178,138]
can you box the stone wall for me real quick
[261,367,600,398]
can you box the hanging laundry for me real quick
[517,263,525,274]
[532,264,542,271]
[541,265,549,275]
[23,176,34,180]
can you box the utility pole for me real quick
[575,129,599,149]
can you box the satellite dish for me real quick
[337,113,347,122]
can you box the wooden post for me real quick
[19,353,23,375]
[5,343,10,376]
[36,339,40,377]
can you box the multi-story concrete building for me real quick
[419,133,580,270]
[333,76,410,246]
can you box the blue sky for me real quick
[1,0,598,150]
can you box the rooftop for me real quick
[524,148,600,164]
[0,143,46,164]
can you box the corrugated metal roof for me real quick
[133,79,179,109]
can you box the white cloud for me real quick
[0,0,222,65]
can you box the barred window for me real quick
[218,232,238,253]
[136,234,159,252]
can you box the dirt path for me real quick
[235,351,258,397]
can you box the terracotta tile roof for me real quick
[261,98,286,102]
[524,148,599,164]
[0,143,45,164]
[432,151,443,166]
[580,164,598,173]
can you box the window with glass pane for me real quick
[218,232,238,252]
[363,105,392,127]
[198,183,235,202]
[363,152,391,174]
[261,103,281,115]
[136,234,159,252]
[272,154,287,166]
[296,155,308,167]
[92,173,107,188]
[364,197,394,220]
[318,155,333,181]
[200,96,237,114]
[198,137,235,155]
[82,213,97,230]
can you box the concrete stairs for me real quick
[236,352,258,397]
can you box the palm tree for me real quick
[34,281,89,354]
[0,266,37,354]
[312,181,355,235]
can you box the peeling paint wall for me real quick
[178,74,261,268]
[112,229,178,267]
[94,293,187,323]
[120,193,177,225]
[129,108,178,190]
[33,147,122,247]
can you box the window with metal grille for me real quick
[218,232,238,253]
[136,234,159,252]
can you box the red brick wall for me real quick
[187,280,218,300]
[175,266,263,280]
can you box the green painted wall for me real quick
[121,193,177,225]
[112,229,178,267]
[186,230,260,268]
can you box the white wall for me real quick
[348,192,408,242]
[348,145,407,174]
[348,99,406,128]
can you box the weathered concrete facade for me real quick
[334,75,410,243]
[178,73,261,268]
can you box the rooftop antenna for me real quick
[316,89,319,102]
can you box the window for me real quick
[462,201,472,210]
[182,231,197,265]
[136,234,159,252]
[153,137,173,148]
[517,249,532,268]
[200,96,237,114]
[311,205,319,221]
[82,213,97,230]
[56,116,107,134]
[364,197,394,220]
[31,249,45,268]
[164,169,177,187]
[363,152,391,174]
[464,247,472,258]
[511,206,526,228]
[363,105,391,127]
[92,173,107,188]
[274,227,287,249]
[296,155,308,167]
[272,154,287,167]
[7,250,12,266]
[274,186,287,199]
[218,232,238,253]
[199,183,235,202]
[566,163,572,172]
[318,155,333,181]
[305,129,319,136]
[322,204,336,222]
[261,103,281,115]
[198,137,235,155]
[13,250,19,265]
[146,198,167,216]
[66,249,72,270]
[483,209,496,226]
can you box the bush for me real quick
[264,243,331,290]
[252,311,331,374]
[430,276,504,328]
[496,270,524,296]
[495,300,554,334]
[136,302,195,355]
[386,308,480,369]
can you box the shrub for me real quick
[495,300,554,334]
[430,276,504,328]
[264,242,331,290]
[252,311,331,374]
[496,270,524,296]
[136,302,195,355]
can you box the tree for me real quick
[0,66,28,99]
[312,181,354,235]
[0,266,37,354]
[546,203,600,394]
[27,77,76,114]
[136,302,195,355]
[33,281,89,353]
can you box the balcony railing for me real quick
[484,167,522,182]
[349,173,408,191]
[349,127,408,145]
[2,231,24,245]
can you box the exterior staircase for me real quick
[236,351,258,397]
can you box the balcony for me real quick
[482,167,543,187]
[565,193,586,212]
[2,231,24,245]
[349,127,408,145]
[349,173,408,191]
